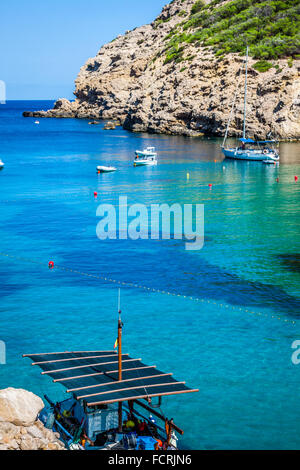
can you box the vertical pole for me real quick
[243,46,249,140]
[117,289,123,432]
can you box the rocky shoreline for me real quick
[0,388,65,450]
[23,0,300,140]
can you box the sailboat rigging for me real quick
[221,47,280,163]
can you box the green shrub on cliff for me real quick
[191,0,206,14]
[252,60,273,72]
[164,0,300,66]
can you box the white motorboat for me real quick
[35,120,40,124]
[0,159,4,169]
[97,165,117,173]
[134,147,158,166]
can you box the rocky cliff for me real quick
[24,0,300,140]
[0,388,65,450]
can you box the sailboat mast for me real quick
[243,46,249,140]
[117,289,123,433]
[118,290,122,382]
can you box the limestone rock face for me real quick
[0,388,44,427]
[23,0,300,140]
[23,98,79,118]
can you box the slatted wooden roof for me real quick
[23,351,198,406]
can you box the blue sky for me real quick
[0,0,167,100]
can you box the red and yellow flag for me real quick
[114,339,118,349]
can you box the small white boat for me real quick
[0,159,4,169]
[263,157,279,165]
[35,120,40,124]
[134,147,158,166]
[97,165,117,173]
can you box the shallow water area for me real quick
[0,101,299,449]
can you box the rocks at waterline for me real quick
[23,98,79,119]
[0,388,66,450]
[0,387,44,427]
[103,121,117,130]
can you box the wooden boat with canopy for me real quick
[23,299,198,450]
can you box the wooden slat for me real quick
[67,373,173,393]
[53,365,156,383]
[32,353,123,366]
[23,351,114,357]
[87,388,200,406]
[41,358,142,375]
[77,381,185,400]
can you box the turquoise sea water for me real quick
[0,101,299,449]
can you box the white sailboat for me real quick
[221,47,279,162]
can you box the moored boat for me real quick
[134,147,158,166]
[221,47,280,163]
[97,166,117,173]
[223,139,280,162]
[23,293,198,450]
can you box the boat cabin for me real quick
[237,138,278,152]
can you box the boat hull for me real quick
[134,160,157,166]
[97,166,117,173]
[222,148,279,162]
[135,150,157,158]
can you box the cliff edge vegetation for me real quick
[24,0,300,139]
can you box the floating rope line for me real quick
[0,251,297,326]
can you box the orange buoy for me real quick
[48,261,54,269]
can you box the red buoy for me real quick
[276,178,279,183]
[209,184,213,189]
[48,261,54,269]
[295,176,298,182]
[94,191,98,198]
